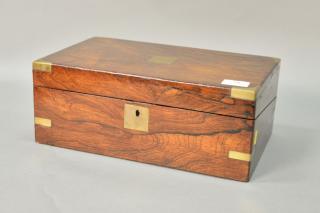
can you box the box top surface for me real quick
[39,37,279,88]
[34,37,280,119]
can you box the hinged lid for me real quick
[33,37,280,119]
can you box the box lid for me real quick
[33,37,280,119]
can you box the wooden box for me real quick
[33,37,280,181]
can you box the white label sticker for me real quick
[221,79,250,87]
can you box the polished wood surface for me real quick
[34,66,256,119]
[34,37,280,119]
[255,65,280,117]
[250,99,277,177]
[33,37,280,181]
[40,37,279,88]
[34,87,253,181]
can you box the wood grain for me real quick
[34,66,256,119]
[250,98,277,177]
[40,37,279,88]
[33,37,280,119]
[255,64,280,117]
[32,37,280,181]
[34,86,254,181]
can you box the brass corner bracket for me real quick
[230,87,257,101]
[253,130,259,145]
[228,151,251,162]
[33,60,52,72]
[35,117,52,127]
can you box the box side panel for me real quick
[255,63,280,118]
[33,66,255,119]
[34,86,253,181]
[250,98,277,177]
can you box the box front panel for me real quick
[34,87,253,181]
[33,66,256,119]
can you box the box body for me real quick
[33,37,280,181]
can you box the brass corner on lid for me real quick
[33,60,52,72]
[35,117,52,127]
[228,151,251,162]
[230,87,257,101]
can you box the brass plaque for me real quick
[148,56,177,65]
[33,60,52,72]
[230,87,257,101]
[35,117,52,127]
[124,104,149,132]
[228,151,251,162]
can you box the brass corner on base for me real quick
[33,60,52,72]
[228,151,251,162]
[230,87,257,101]
[35,117,52,127]
[253,130,259,145]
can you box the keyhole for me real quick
[135,110,140,117]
